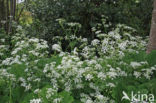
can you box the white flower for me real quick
[19,77,25,82]
[88,60,97,65]
[91,27,96,32]
[11,47,22,55]
[59,52,65,57]
[56,18,66,24]
[2,57,12,65]
[53,98,62,103]
[0,45,5,49]
[81,38,88,42]
[143,69,153,79]
[30,98,41,103]
[36,43,48,50]
[34,78,41,82]
[95,64,102,70]
[108,31,115,35]
[133,71,141,78]
[106,83,115,88]
[101,46,108,53]
[130,62,142,68]
[91,39,100,46]
[151,66,156,71]
[0,53,3,56]
[118,41,127,50]
[95,30,101,34]
[85,74,93,81]
[107,71,117,79]
[29,50,40,56]
[16,25,23,31]
[25,83,32,91]
[52,44,62,52]
[98,72,106,80]
[46,88,57,99]
[0,39,5,42]
[97,33,106,38]
[34,89,40,94]
[29,38,39,43]
[73,47,78,55]
[0,69,16,81]
[114,33,121,39]
[96,94,104,100]
[102,38,109,45]
[67,22,81,28]
[86,99,93,103]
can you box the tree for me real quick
[0,0,25,33]
[0,0,16,33]
[0,0,6,30]
[147,0,156,53]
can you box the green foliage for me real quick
[8,64,27,78]
[0,1,155,102]
[27,0,153,47]
[1,48,156,103]
[0,29,10,61]
[104,0,154,36]
[59,91,74,103]
[146,50,156,66]
[123,50,156,66]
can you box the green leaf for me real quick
[59,91,74,103]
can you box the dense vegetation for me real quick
[27,0,153,43]
[0,0,156,103]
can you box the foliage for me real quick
[26,0,153,47]
[0,22,156,103]
[0,29,10,62]
[0,1,155,102]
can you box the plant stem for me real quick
[9,80,12,103]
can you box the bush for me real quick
[27,0,153,46]
[0,22,156,103]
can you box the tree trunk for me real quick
[147,0,156,53]
[13,0,16,20]
[6,0,10,33]
[0,0,6,29]
[8,0,14,33]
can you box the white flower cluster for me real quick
[46,88,58,99]
[0,69,16,81]
[52,44,62,52]
[30,98,41,103]
[0,23,154,103]
[11,37,48,57]
[41,53,135,102]
[1,33,48,67]
[79,24,148,59]
[1,55,21,66]
[0,38,9,64]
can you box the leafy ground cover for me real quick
[0,23,156,103]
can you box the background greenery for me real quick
[26,0,153,43]
[0,0,156,103]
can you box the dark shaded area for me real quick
[24,0,154,53]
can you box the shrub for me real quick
[0,22,156,103]
[26,0,153,46]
